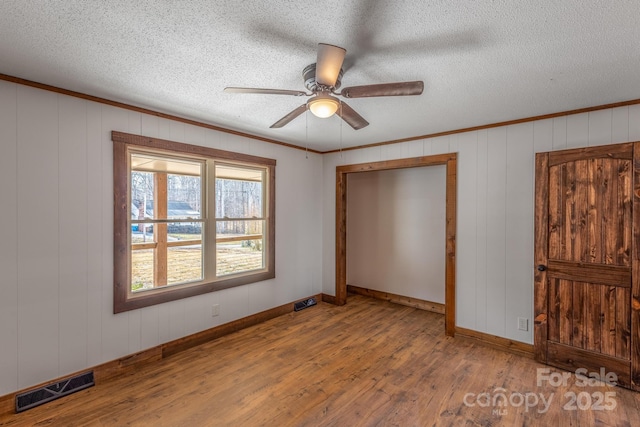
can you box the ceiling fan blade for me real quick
[224,87,308,96]
[315,43,346,87]
[340,81,424,98]
[336,101,369,130]
[270,104,308,128]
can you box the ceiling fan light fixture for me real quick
[308,95,339,118]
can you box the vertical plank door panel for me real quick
[571,281,585,349]
[630,142,640,387]
[563,162,575,261]
[618,160,632,266]
[548,164,561,261]
[574,160,589,263]
[558,280,573,345]
[534,152,550,362]
[600,285,617,357]
[617,287,631,359]
[548,278,559,343]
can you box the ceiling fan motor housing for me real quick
[303,63,343,92]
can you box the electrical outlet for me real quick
[517,317,528,331]
[212,304,220,317]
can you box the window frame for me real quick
[113,131,276,313]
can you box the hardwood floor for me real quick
[2,295,640,426]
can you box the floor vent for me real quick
[294,297,317,312]
[16,371,95,413]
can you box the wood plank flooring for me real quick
[3,295,640,426]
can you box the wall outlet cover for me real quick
[517,317,528,331]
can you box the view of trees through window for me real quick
[129,155,266,293]
[214,165,265,277]
[130,164,204,291]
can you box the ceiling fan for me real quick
[224,43,424,130]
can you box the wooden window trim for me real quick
[334,153,457,336]
[113,131,276,313]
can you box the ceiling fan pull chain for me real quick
[339,101,343,158]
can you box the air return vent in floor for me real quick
[15,371,95,413]
[294,297,317,311]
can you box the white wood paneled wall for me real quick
[0,81,323,395]
[322,105,640,345]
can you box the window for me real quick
[113,131,275,313]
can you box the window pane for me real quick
[216,220,265,276]
[131,152,203,221]
[168,222,202,242]
[131,171,155,220]
[131,223,154,243]
[167,174,201,219]
[216,239,264,277]
[131,248,154,292]
[215,164,263,219]
[167,221,203,285]
[216,219,263,236]
[168,244,203,285]
[131,222,155,292]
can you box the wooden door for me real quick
[534,142,640,390]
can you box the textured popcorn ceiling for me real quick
[0,0,639,151]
